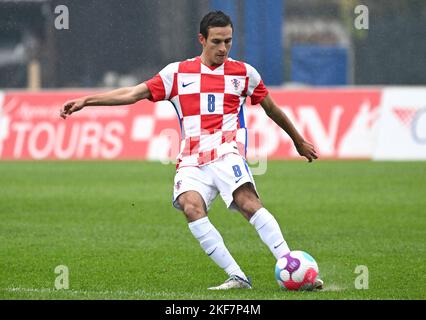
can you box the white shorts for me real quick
[172,153,258,212]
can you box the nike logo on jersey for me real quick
[235,177,244,184]
[182,81,195,88]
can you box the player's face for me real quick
[199,25,233,66]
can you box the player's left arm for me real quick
[259,94,318,162]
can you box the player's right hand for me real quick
[60,98,86,119]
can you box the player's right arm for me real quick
[60,82,151,119]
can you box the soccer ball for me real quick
[275,250,319,291]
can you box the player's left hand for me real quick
[295,140,318,163]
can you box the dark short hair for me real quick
[199,11,233,39]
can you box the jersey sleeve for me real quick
[245,63,269,105]
[145,62,179,102]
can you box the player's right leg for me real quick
[177,191,251,290]
[173,167,251,289]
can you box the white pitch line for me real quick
[3,286,343,297]
[321,284,347,292]
[1,287,211,299]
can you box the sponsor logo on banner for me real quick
[0,89,382,160]
[412,108,426,144]
[247,89,382,159]
[392,106,426,143]
[0,92,129,159]
[373,88,426,160]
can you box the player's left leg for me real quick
[211,154,323,289]
[210,153,291,259]
[233,182,324,290]
[232,183,291,259]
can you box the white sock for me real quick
[250,208,290,259]
[188,217,247,280]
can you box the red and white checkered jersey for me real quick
[145,56,268,168]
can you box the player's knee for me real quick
[233,184,262,218]
[184,202,203,215]
[179,197,206,221]
[238,199,262,218]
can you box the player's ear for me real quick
[198,33,206,46]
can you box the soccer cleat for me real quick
[208,275,252,290]
[314,278,324,290]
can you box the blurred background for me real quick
[0,0,425,162]
[1,0,426,89]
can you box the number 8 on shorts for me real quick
[232,165,242,178]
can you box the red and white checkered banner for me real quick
[0,89,382,160]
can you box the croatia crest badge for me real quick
[175,180,182,191]
[231,78,241,91]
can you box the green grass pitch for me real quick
[0,160,425,300]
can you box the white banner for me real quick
[373,88,426,160]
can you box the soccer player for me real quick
[60,11,322,290]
